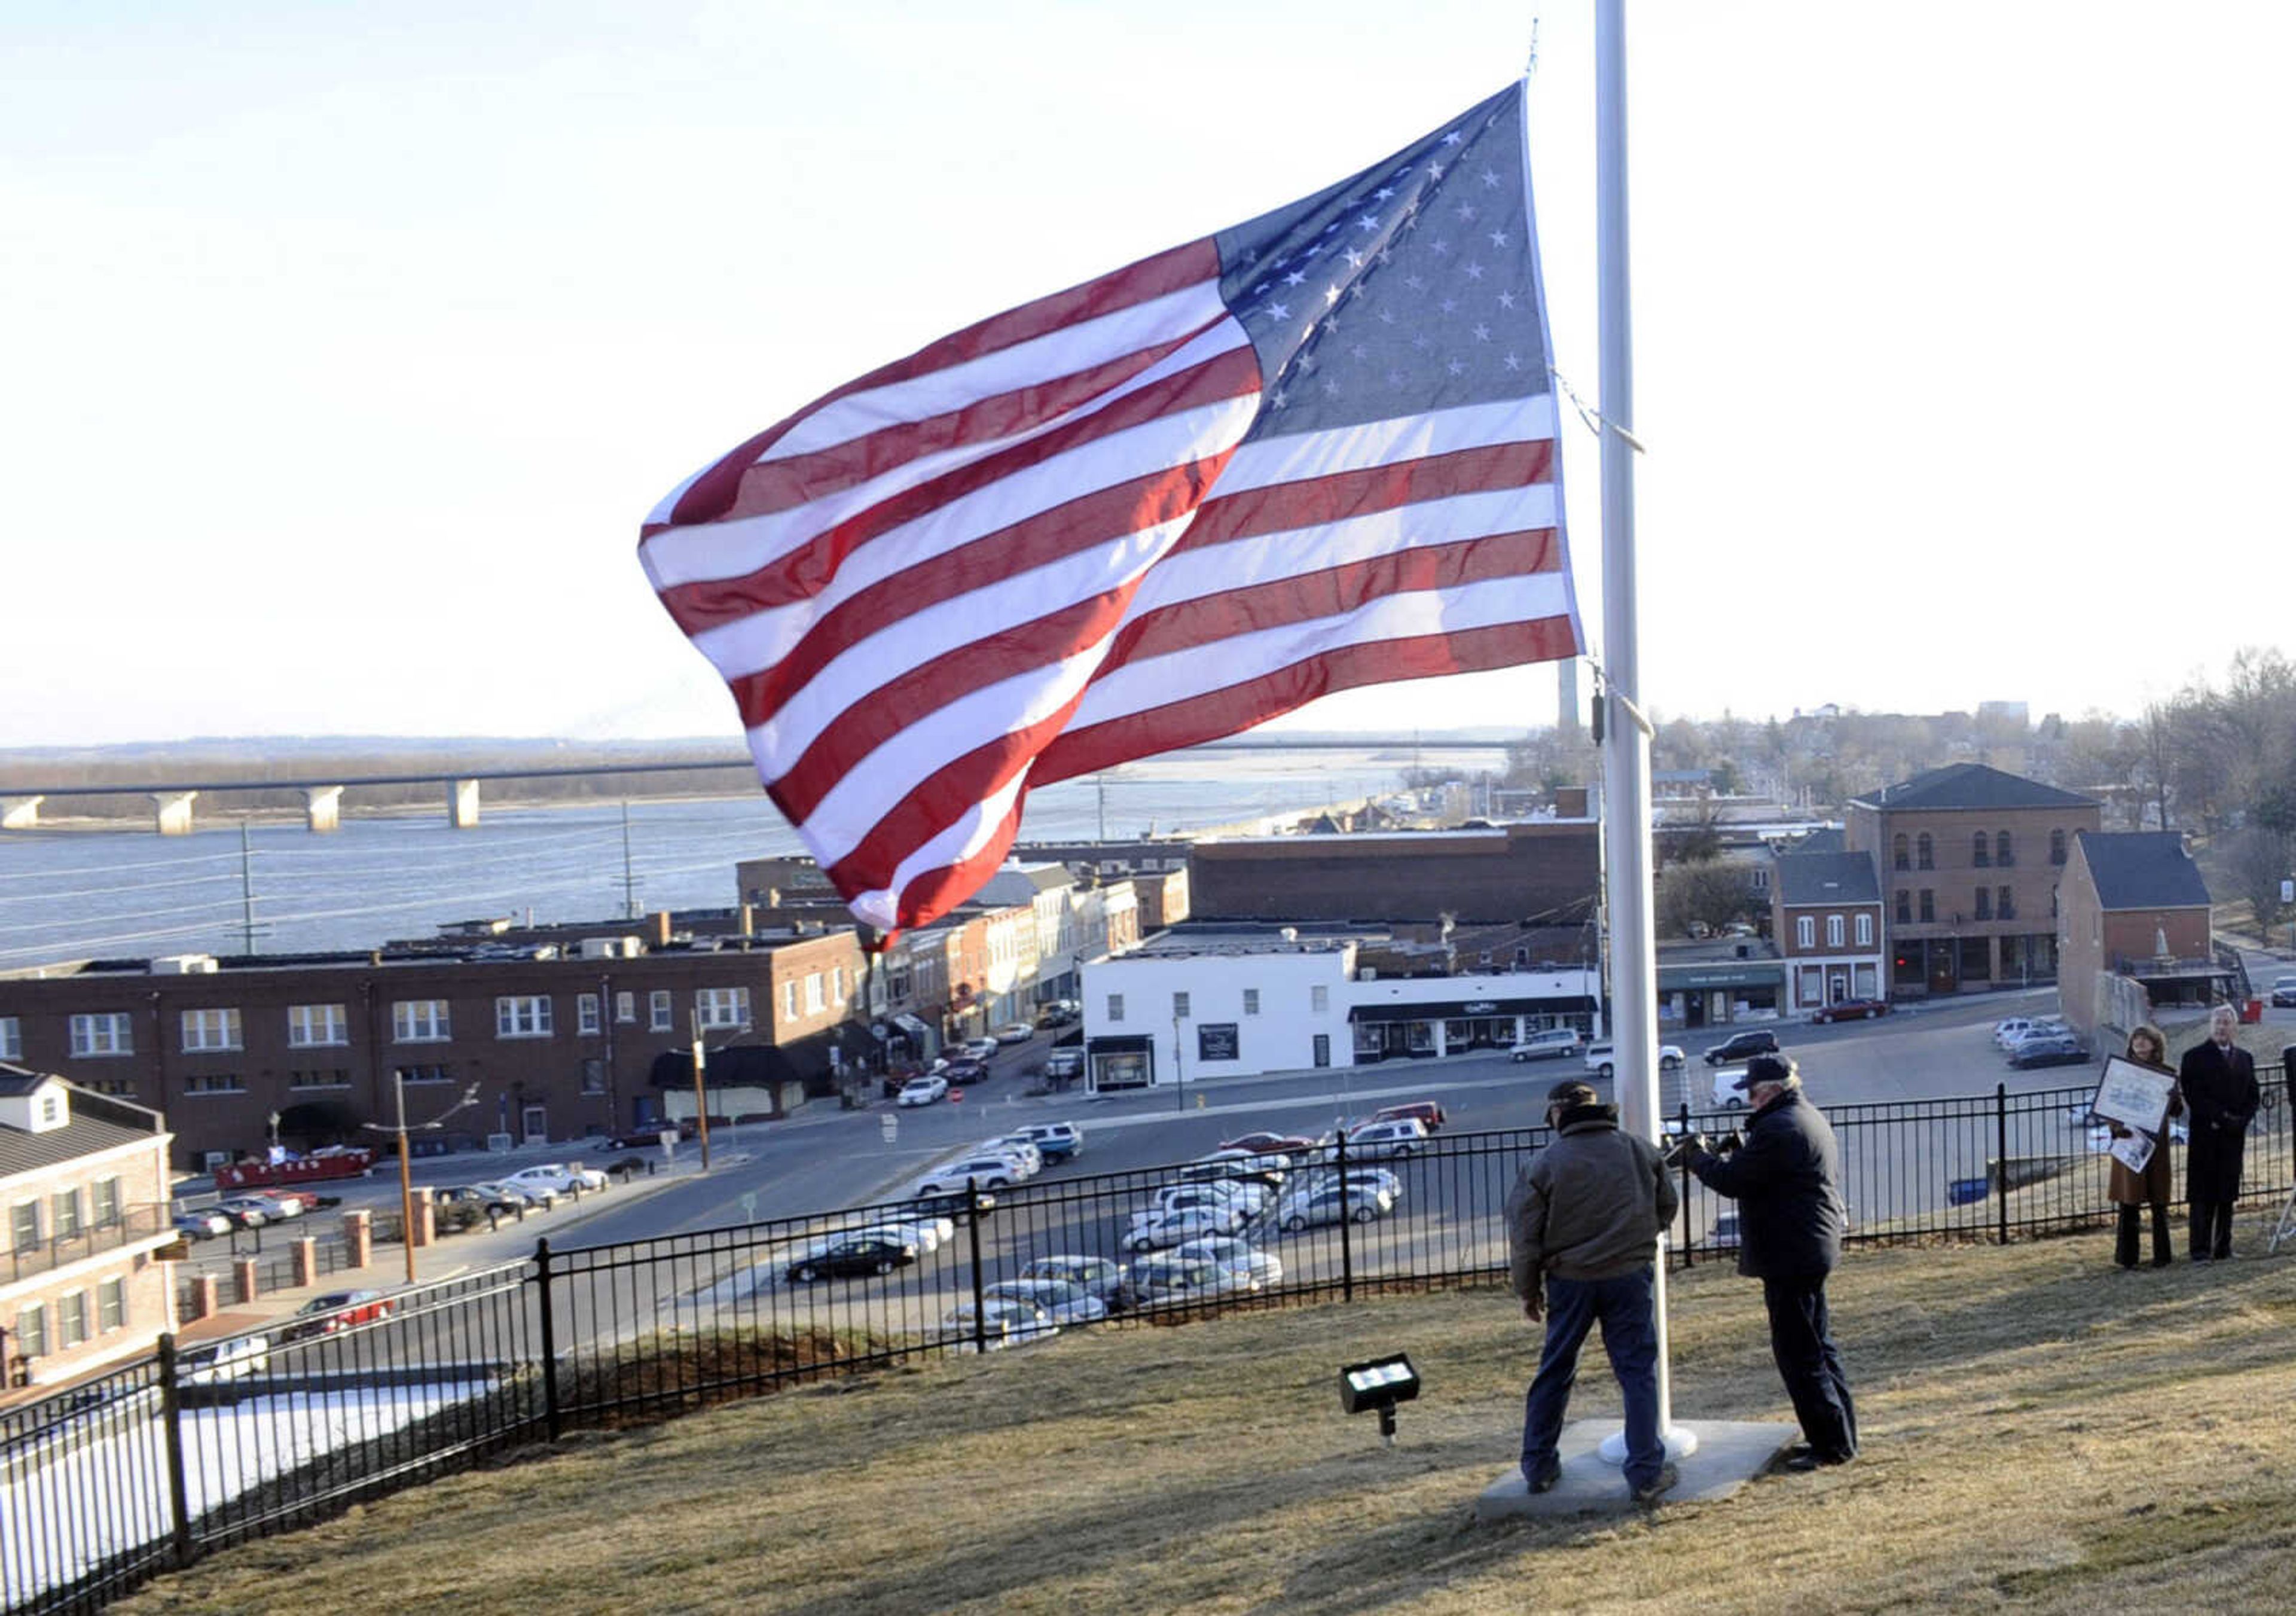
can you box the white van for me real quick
[1509,1029,1580,1062]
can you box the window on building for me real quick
[392,1001,451,1043]
[1311,985,1330,1013]
[1826,915,1846,948]
[1999,885,2015,921]
[1916,833,1934,870]
[396,1064,455,1086]
[1796,916,1816,949]
[1855,913,1874,948]
[696,987,751,1030]
[1996,831,2014,868]
[184,1074,247,1094]
[51,1189,83,1240]
[99,1277,127,1333]
[38,1094,60,1127]
[16,1303,46,1360]
[2050,829,2067,865]
[494,996,554,1039]
[1173,991,1190,1019]
[616,992,637,1025]
[1895,891,1911,924]
[91,1177,121,1228]
[1242,988,1260,1016]
[288,1069,352,1089]
[58,1291,88,1349]
[1892,834,1909,871]
[582,1058,607,1094]
[1107,993,1125,1022]
[1974,888,1992,920]
[782,981,799,1021]
[578,994,602,1035]
[0,1016,17,1062]
[10,1201,38,1253]
[69,1013,135,1058]
[804,974,825,1014]
[285,1004,347,1047]
[1971,832,1990,868]
[832,966,847,1002]
[180,1008,242,1053]
[1919,889,1935,922]
[650,990,673,1032]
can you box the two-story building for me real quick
[2,1068,177,1390]
[1846,764,2102,998]
[1770,852,1887,1014]
[2056,831,2229,1041]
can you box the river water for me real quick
[0,746,1500,967]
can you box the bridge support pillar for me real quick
[447,777,481,829]
[303,785,344,833]
[153,791,199,836]
[0,796,42,830]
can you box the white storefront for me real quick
[1080,938,1602,1090]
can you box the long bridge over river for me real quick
[0,737,1516,836]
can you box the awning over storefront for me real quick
[891,1013,933,1042]
[1658,963,1785,991]
[1347,995,1598,1025]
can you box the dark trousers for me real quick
[2190,1200,2236,1260]
[2188,1137,2245,1259]
[1521,1266,1665,1491]
[1761,1273,1857,1461]
[2115,1203,2173,1267]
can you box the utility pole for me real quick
[362,1074,480,1286]
[1171,1011,1186,1112]
[689,1014,714,1170]
[620,800,640,919]
[238,821,261,956]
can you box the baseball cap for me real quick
[1731,1054,1795,1092]
[1546,1080,1600,1109]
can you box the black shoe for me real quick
[1524,1456,1561,1494]
[1632,1463,1678,1504]
[2151,1254,2173,1268]
[1784,1450,1852,1472]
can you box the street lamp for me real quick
[1172,1011,1186,1112]
[363,1075,481,1285]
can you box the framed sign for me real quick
[1197,1023,1241,1062]
[2091,1056,2176,1135]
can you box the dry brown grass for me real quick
[117,1221,2296,1615]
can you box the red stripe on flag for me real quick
[658,345,1264,636]
[729,455,1235,731]
[822,699,1083,902]
[1103,528,1561,669]
[887,804,1031,932]
[1178,440,1553,553]
[649,240,1221,535]
[706,330,1214,525]
[1034,617,1581,786]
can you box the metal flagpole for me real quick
[1593,0,1694,1462]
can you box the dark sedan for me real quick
[2008,1032,2090,1069]
[1220,1132,1317,1155]
[785,1236,918,1284]
[1811,999,1891,1025]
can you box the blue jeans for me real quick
[1521,1265,1663,1490]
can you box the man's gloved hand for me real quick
[1523,1292,1544,1324]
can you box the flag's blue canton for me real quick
[1213,83,1544,443]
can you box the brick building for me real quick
[1187,822,1599,928]
[1771,852,1887,1014]
[1846,764,2101,998]
[2,1069,176,1389]
[2056,831,2229,1041]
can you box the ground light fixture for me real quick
[1339,1353,1421,1447]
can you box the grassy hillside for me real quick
[119,1222,2296,1614]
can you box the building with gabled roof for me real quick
[2056,831,2230,1041]
[1771,851,1886,1015]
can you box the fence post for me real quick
[1677,1101,1694,1270]
[1995,1083,2010,1246]
[535,1237,561,1442]
[156,1331,194,1569]
[1336,1130,1354,1303]
[966,1179,988,1354]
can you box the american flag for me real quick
[640,81,1580,934]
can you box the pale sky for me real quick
[5,2,2288,748]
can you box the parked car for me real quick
[1129,1255,1254,1307]
[976,1135,1043,1175]
[941,1057,988,1086]
[505,1163,607,1197]
[896,1074,949,1108]
[1295,1166,1405,1206]
[836,1219,949,1254]
[1583,1042,1686,1078]
[472,1179,554,1211]
[1168,1234,1284,1290]
[1509,1028,1582,1062]
[1992,1017,2037,1048]
[1125,1207,1239,1252]
[1220,1132,1318,1155]
[985,1277,1109,1325]
[173,1209,232,1240]
[215,1196,289,1228]
[1149,1180,1264,1221]
[1177,1150,1288,1188]
[1018,1121,1083,1161]
[1340,1118,1428,1159]
[2272,975,2296,1008]
[280,1289,395,1341]
[2008,1031,2091,1069]
[993,1022,1034,1045]
[962,1037,1000,1061]
[1036,1000,1081,1029]
[1272,1183,1392,1230]
[1019,1254,1132,1310]
[1372,1100,1447,1133]
[906,1188,997,1221]
[785,1236,917,1283]
[604,1119,693,1149]
[1044,1049,1085,1081]
[433,1185,523,1222]
[180,1333,271,1385]
[1811,998,1890,1025]
[1702,1029,1781,1066]
[942,1297,1058,1350]
[910,1157,1018,1195]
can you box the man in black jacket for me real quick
[2179,1005,2260,1261]
[1682,1054,1856,1470]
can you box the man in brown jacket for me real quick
[1506,1080,1680,1503]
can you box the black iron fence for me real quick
[8,1067,2289,1612]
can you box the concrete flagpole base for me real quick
[1599,1423,1698,1464]
[1476,1419,1799,1519]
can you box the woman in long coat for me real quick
[2105,1023,2181,1269]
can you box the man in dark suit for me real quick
[2179,1004,2259,1261]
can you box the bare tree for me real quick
[1655,858,1758,938]
[2219,827,2295,940]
